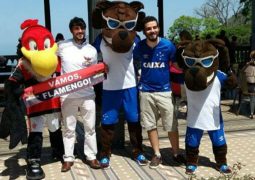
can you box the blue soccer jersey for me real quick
[133,38,176,92]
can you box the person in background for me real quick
[218,30,231,72]
[195,34,200,40]
[133,16,186,169]
[242,50,255,119]
[205,34,212,40]
[57,17,101,172]
[55,33,65,43]
[229,35,238,67]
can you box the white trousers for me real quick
[61,96,97,161]
[29,112,61,132]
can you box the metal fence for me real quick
[0,45,252,105]
[0,55,18,106]
[235,45,251,64]
[0,55,18,84]
[0,46,252,81]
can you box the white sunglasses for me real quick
[181,50,219,68]
[102,12,138,31]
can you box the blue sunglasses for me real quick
[181,50,219,68]
[102,12,138,31]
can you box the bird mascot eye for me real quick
[29,40,38,51]
[44,38,51,49]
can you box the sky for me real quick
[0,0,206,55]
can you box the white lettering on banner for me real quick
[48,73,80,87]
[58,86,68,94]
[143,62,165,68]
[41,77,92,99]
[24,72,105,108]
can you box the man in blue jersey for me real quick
[133,16,186,169]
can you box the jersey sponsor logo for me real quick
[143,62,165,68]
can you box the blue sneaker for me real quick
[135,154,148,166]
[216,164,232,174]
[185,165,197,175]
[100,157,110,169]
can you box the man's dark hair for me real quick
[231,35,237,41]
[179,30,192,41]
[69,17,86,31]
[55,33,64,42]
[142,16,158,29]
[220,30,226,36]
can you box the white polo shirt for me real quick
[57,39,97,98]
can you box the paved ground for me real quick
[1,99,255,179]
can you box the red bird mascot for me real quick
[0,19,64,180]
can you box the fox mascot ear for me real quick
[176,40,192,69]
[206,39,230,73]
[129,1,145,31]
[92,1,113,29]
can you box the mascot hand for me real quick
[5,80,24,99]
[0,99,27,149]
[103,62,109,73]
[0,79,28,149]
[9,107,28,149]
[0,108,11,139]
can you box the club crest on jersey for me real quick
[143,62,165,68]
[143,54,149,59]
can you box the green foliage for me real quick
[167,16,222,42]
[240,0,252,22]
[200,17,222,39]
[167,16,202,41]
[221,24,251,45]
[168,14,251,45]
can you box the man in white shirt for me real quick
[58,17,100,171]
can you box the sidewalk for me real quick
[0,100,255,179]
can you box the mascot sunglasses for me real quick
[102,12,138,31]
[181,50,219,68]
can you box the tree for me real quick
[240,0,252,21]
[167,15,251,45]
[194,0,243,25]
[167,16,202,41]
[167,16,222,41]
[200,17,222,38]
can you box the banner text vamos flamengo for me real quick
[22,63,106,107]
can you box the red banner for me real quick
[22,63,106,107]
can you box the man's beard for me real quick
[147,33,158,42]
[74,33,85,43]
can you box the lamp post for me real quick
[87,0,101,44]
[44,0,51,31]
[158,0,164,37]
[252,0,255,50]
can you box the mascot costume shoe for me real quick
[177,39,237,175]
[92,0,147,168]
[0,19,64,180]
